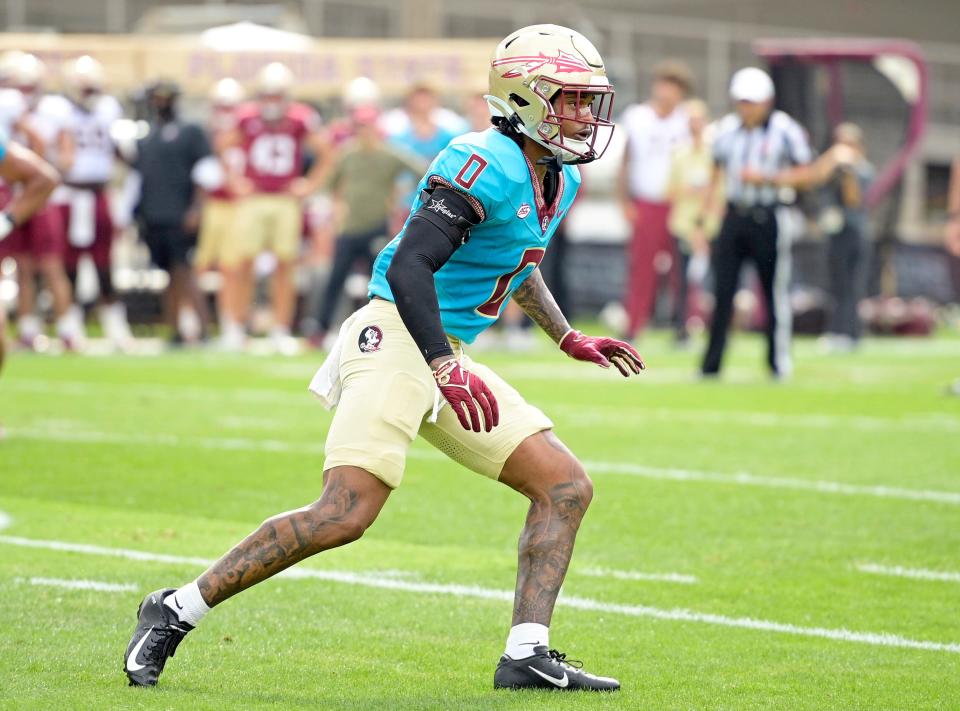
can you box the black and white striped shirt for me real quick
[713,109,812,207]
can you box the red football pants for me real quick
[624,198,673,337]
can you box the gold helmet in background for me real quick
[486,24,615,164]
[62,55,105,109]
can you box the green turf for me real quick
[1,331,958,710]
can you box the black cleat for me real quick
[123,588,193,687]
[494,646,620,691]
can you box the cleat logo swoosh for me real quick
[529,666,569,688]
[173,596,183,611]
[126,628,153,672]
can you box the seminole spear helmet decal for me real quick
[486,24,615,165]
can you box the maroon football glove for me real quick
[559,329,646,377]
[433,359,500,433]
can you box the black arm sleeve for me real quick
[386,186,482,363]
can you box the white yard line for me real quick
[0,511,10,532]
[0,533,957,654]
[8,377,960,435]
[18,576,138,593]
[8,424,960,506]
[582,460,960,506]
[856,564,960,583]
[577,567,698,584]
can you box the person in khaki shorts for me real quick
[226,63,331,351]
[124,25,644,693]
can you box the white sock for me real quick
[18,314,41,340]
[164,580,210,627]
[504,623,549,660]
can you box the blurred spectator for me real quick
[617,60,692,340]
[699,67,813,379]
[327,76,382,147]
[228,62,331,354]
[49,55,133,350]
[947,156,960,259]
[383,83,469,162]
[666,98,721,345]
[3,53,77,349]
[464,93,492,133]
[815,123,874,352]
[195,78,247,348]
[309,105,425,345]
[134,80,212,345]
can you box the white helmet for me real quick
[0,50,26,85]
[209,77,245,108]
[11,53,45,91]
[63,55,105,107]
[256,62,294,97]
[342,76,381,110]
[487,24,615,164]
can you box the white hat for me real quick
[729,67,774,103]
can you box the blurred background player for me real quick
[815,122,875,353]
[308,102,424,347]
[229,62,330,354]
[196,77,246,348]
[617,60,693,341]
[52,55,133,350]
[133,80,213,346]
[666,97,721,346]
[3,53,77,350]
[0,130,61,389]
[699,67,813,379]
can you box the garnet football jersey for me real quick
[238,102,319,193]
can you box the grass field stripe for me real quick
[583,460,960,506]
[9,425,960,506]
[9,378,960,434]
[1,535,958,655]
[856,563,960,583]
[578,567,698,584]
[19,576,139,593]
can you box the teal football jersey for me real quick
[368,128,580,343]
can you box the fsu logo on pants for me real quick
[358,325,383,352]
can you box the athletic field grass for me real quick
[1,331,958,710]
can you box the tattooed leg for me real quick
[197,465,391,607]
[499,431,593,626]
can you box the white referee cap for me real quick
[729,67,774,103]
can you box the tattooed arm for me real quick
[511,269,571,344]
[514,268,646,376]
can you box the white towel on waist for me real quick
[307,311,360,409]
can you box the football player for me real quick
[229,62,331,353]
[0,132,61,373]
[124,26,642,692]
[5,53,78,350]
[49,56,133,350]
[195,78,248,350]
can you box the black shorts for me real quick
[142,224,195,272]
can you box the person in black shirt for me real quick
[134,80,212,344]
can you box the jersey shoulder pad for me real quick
[289,102,320,131]
[96,95,123,123]
[426,130,526,218]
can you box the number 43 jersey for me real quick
[237,102,319,193]
[368,128,581,343]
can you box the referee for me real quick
[698,67,813,378]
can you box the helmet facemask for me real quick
[530,79,615,164]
